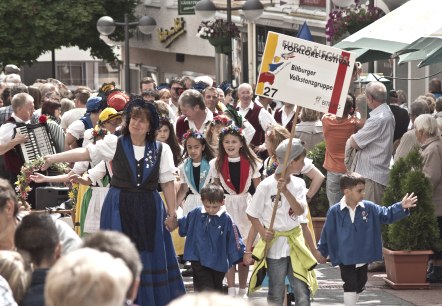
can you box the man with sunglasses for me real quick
[169,78,185,118]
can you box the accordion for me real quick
[15,123,56,163]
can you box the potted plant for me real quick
[304,141,329,242]
[325,0,385,44]
[196,18,240,54]
[381,149,442,289]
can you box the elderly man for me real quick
[0,93,34,184]
[350,81,395,204]
[175,89,213,143]
[236,83,276,153]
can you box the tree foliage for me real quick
[0,0,139,67]
[382,149,442,251]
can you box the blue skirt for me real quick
[101,186,186,306]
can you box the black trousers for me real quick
[191,261,225,292]
[339,264,368,293]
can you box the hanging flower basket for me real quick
[326,0,385,44]
[208,37,232,54]
[197,18,239,54]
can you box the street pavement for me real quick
[182,263,442,305]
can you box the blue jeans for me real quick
[267,257,310,306]
[326,171,344,207]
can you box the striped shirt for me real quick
[353,103,395,186]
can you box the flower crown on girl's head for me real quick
[183,129,204,140]
[211,115,231,126]
[220,124,243,137]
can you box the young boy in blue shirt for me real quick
[317,173,417,306]
[166,183,245,292]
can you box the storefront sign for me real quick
[178,0,199,15]
[300,0,326,8]
[158,18,186,48]
[256,31,356,117]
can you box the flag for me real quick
[297,21,313,41]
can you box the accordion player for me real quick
[14,123,57,163]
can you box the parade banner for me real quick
[256,32,356,117]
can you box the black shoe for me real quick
[181,268,193,277]
[184,261,192,269]
[427,266,442,283]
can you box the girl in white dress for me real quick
[176,129,215,215]
[210,124,261,297]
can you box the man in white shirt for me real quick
[0,93,34,183]
[237,83,276,153]
[60,88,90,131]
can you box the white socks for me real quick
[344,292,357,306]
[228,287,236,296]
[228,287,248,298]
[237,288,248,298]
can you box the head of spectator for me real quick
[141,90,160,102]
[300,108,320,122]
[1,86,12,107]
[82,230,142,303]
[44,248,132,306]
[415,95,435,114]
[237,83,253,108]
[265,124,290,157]
[153,100,170,118]
[39,83,59,102]
[60,98,75,115]
[414,114,439,144]
[170,78,185,104]
[436,97,442,113]
[343,94,355,117]
[73,88,90,108]
[202,86,219,113]
[388,90,399,105]
[15,213,60,269]
[12,93,34,122]
[216,88,225,105]
[158,88,171,104]
[364,81,387,110]
[4,65,21,75]
[179,89,206,121]
[428,78,442,96]
[396,89,407,107]
[182,76,195,89]
[167,291,253,306]
[10,83,28,97]
[4,74,21,84]
[355,94,368,120]
[409,99,430,125]
[42,99,62,122]
[140,77,156,93]
[0,250,32,304]
[28,85,42,111]
[0,178,20,250]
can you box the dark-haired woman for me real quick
[41,96,185,306]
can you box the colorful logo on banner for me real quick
[256,32,356,117]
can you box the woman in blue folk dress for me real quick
[42,96,185,306]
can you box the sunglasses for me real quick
[173,87,185,95]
